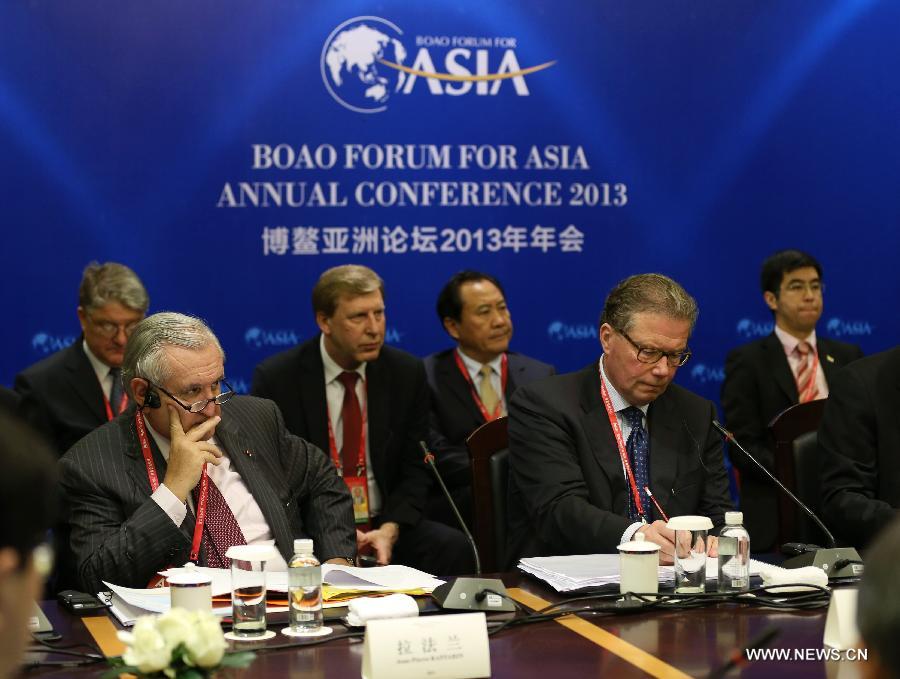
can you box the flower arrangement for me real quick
[102,609,255,678]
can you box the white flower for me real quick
[116,609,227,674]
[182,611,227,668]
[119,616,175,674]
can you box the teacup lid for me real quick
[666,515,713,531]
[617,532,660,553]
[225,545,278,561]
[167,570,212,586]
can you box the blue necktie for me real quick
[622,406,650,521]
[108,367,125,414]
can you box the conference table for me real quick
[25,572,862,678]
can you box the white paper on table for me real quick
[159,564,443,594]
[519,554,768,592]
[103,580,288,618]
[322,564,445,593]
[159,566,290,595]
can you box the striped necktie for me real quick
[795,341,819,403]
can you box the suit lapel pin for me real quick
[826,354,835,363]
[244,449,254,457]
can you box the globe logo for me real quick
[321,16,408,113]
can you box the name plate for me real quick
[823,587,860,651]
[362,612,490,679]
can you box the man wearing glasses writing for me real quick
[16,261,149,456]
[60,312,355,593]
[507,274,733,565]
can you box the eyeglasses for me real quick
[88,316,141,338]
[148,379,235,413]
[782,281,825,295]
[616,327,692,367]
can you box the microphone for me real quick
[711,420,862,580]
[419,441,515,614]
[420,440,481,575]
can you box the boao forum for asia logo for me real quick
[31,332,75,354]
[321,16,556,113]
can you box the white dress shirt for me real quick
[82,340,117,401]
[147,416,288,571]
[456,348,506,415]
[319,335,382,515]
[598,355,650,546]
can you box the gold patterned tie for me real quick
[478,365,500,415]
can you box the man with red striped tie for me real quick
[722,250,863,550]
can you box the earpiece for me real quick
[144,389,161,409]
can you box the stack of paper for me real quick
[518,554,767,592]
[320,564,444,602]
[101,564,444,626]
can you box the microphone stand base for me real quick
[782,547,863,580]
[432,577,517,613]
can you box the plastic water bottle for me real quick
[718,511,750,592]
[288,539,322,633]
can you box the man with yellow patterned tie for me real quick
[424,271,555,527]
[722,250,863,550]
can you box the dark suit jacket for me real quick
[424,349,555,488]
[0,386,19,413]
[507,363,733,566]
[721,333,863,549]
[819,348,900,549]
[251,337,432,528]
[59,396,355,593]
[15,340,109,456]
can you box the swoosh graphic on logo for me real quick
[377,58,557,82]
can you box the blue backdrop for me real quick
[1,0,897,412]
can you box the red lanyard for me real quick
[453,350,508,422]
[103,394,129,421]
[326,376,368,477]
[598,365,646,522]
[135,411,209,563]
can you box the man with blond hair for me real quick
[253,265,472,576]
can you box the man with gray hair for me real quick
[253,264,472,576]
[507,273,733,566]
[60,312,356,593]
[15,261,149,455]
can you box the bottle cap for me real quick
[725,511,743,525]
[294,538,314,554]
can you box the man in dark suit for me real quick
[424,270,554,527]
[819,348,900,550]
[15,262,150,456]
[0,387,18,413]
[60,312,355,593]
[507,274,733,566]
[253,265,472,576]
[721,250,863,550]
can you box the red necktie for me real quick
[795,341,819,403]
[193,472,246,568]
[338,371,362,475]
